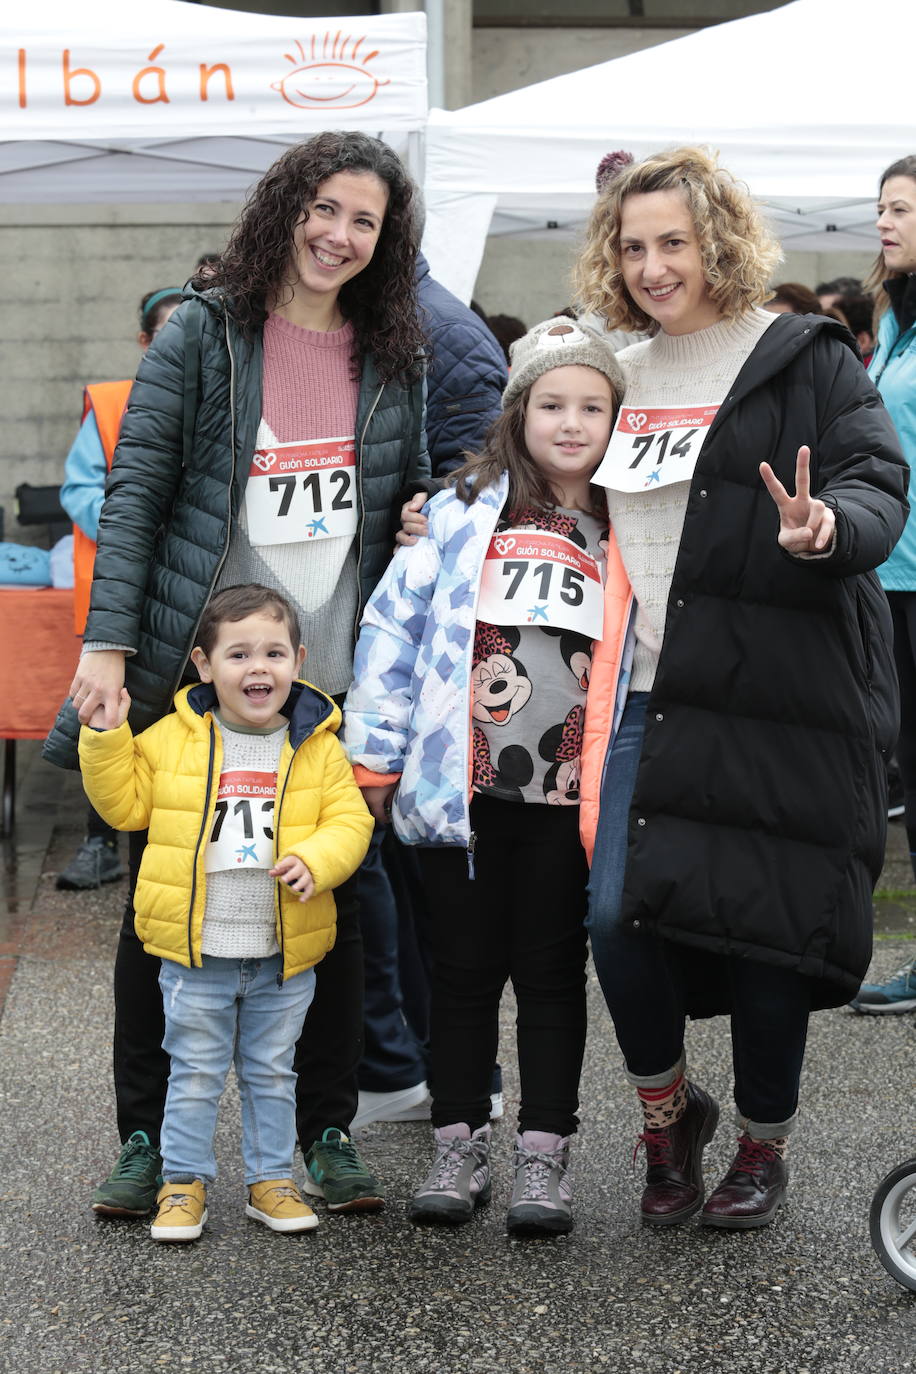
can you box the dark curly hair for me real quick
[200,132,425,384]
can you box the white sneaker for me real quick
[351,1081,430,1130]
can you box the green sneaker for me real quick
[91,1131,162,1217]
[302,1128,384,1213]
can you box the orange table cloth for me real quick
[0,588,81,738]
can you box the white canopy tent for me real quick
[422,0,916,303]
[0,0,427,203]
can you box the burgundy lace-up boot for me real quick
[637,1082,719,1226]
[700,1133,788,1229]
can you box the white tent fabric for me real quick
[422,0,916,302]
[1,1,427,203]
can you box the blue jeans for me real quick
[159,955,315,1185]
[586,693,809,1133]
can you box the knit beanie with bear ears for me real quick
[502,316,625,410]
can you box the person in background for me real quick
[849,156,916,1014]
[487,314,528,367]
[764,282,823,315]
[352,252,508,1132]
[815,275,862,311]
[44,131,428,1219]
[838,293,877,367]
[56,288,183,892]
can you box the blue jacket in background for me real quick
[416,253,507,477]
[871,306,916,591]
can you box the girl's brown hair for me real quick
[198,131,425,384]
[575,146,781,332]
[449,385,612,523]
[864,155,916,329]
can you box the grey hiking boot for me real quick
[507,1131,573,1235]
[56,837,123,891]
[408,1124,492,1226]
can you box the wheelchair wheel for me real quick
[870,1159,916,1292]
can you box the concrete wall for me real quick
[0,203,237,542]
[471,25,691,102]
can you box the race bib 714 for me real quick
[593,404,719,493]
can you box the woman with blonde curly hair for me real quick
[575,146,907,1230]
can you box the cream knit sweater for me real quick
[612,308,776,691]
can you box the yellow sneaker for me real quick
[150,1180,207,1243]
[246,1179,318,1233]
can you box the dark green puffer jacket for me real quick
[44,290,428,769]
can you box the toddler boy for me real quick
[79,583,373,1242]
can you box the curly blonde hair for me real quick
[574,147,782,332]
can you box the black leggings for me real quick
[888,591,916,881]
[417,794,588,1138]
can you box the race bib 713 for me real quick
[204,769,277,874]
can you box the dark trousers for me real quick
[417,794,588,1138]
[113,830,363,1151]
[587,693,810,1128]
[86,803,118,846]
[888,591,916,881]
[356,828,428,1093]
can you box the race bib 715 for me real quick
[477,529,604,640]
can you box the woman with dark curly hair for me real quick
[47,131,429,1227]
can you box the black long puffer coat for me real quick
[619,314,909,1008]
[44,289,428,768]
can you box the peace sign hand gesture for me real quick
[759,446,836,556]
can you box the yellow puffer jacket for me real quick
[78,680,373,980]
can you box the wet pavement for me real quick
[2,742,916,1374]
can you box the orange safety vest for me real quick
[72,380,132,634]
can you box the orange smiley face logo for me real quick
[272,35,391,110]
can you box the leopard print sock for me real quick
[636,1073,688,1130]
[753,1134,789,1159]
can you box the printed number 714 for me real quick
[629,428,698,470]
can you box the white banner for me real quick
[4,2,427,140]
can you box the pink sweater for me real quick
[216,313,362,696]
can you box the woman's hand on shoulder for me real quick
[395,491,430,547]
[759,446,836,556]
[70,649,128,727]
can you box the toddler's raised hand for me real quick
[271,854,315,902]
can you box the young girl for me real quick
[343,318,625,1235]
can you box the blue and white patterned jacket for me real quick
[342,475,509,848]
